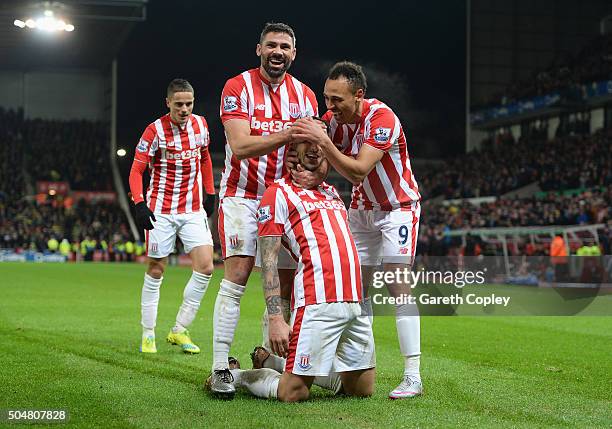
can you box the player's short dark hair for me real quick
[260,22,296,47]
[327,61,367,94]
[167,79,194,98]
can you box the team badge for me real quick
[229,234,243,250]
[374,127,391,143]
[223,96,238,112]
[289,103,301,119]
[257,205,272,224]
[298,354,311,370]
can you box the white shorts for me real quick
[349,204,421,266]
[285,302,376,377]
[146,212,213,259]
[218,196,296,269]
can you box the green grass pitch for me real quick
[0,263,610,428]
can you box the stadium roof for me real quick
[0,0,146,70]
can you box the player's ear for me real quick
[256,43,262,57]
[355,88,365,101]
[165,97,171,109]
[291,47,297,61]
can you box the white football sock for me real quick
[395,302,421,378]
[230,368,279,399]
[404,355,421,379]
[142,328,155,337]
[314,373,343,394]
[141,273,162,330]
[173,271,211,333]
[212,279,245,370]
[263,353,286,373]
[261,308,270,349]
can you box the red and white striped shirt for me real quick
[258,178,362,309]
[133,113,211,214]
[322,98,420,211]
[219,68,318,200]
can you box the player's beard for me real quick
[262,53,292,79]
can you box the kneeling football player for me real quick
[207,140,376,402]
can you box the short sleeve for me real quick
[195,116,210,150]
[321,110,333,123]
[220,77,248,123]
[258,185,288,237]
[134,124,158,163]
[364,109,396,152]
[304,86,319,117]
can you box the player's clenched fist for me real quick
[134,201,156,230]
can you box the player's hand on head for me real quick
[291,118,328,145]
[291,168,318,190]
[134,202,156,231]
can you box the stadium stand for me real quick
[23,115,113,190]
[423,185,611,231]
[485,33,612,107]
[0,108,135,259]
[418,129,611,199]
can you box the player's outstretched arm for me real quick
[259,235,290,358]
[224,119,294,160]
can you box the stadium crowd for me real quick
[418,130,611,199]
[1,107,610,260]
[423,185,611,230]
[23,115,112,190]
[0,108,134,259]
[483,33,612,107]
[0,197,137,260]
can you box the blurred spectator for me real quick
[478,34,612,107]
[417,131,611,199]
[423,185,611,231]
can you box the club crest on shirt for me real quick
[374,127,391,143]
[289,103,302,119]
[321,187,338,200]
[228,234,243,250]
[136,139,148,153]
[298,354,311,370]
[223,96,238,112]
[257,205,272,224]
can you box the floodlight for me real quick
[14,7,75,32]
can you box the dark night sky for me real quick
[117,1,466,159]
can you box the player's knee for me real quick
[147,260,165,278]
[223,257,253,285]
[277,384,310,403]
[194,262,214,276]
[354,383,375,398]
[344,382,374,398]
